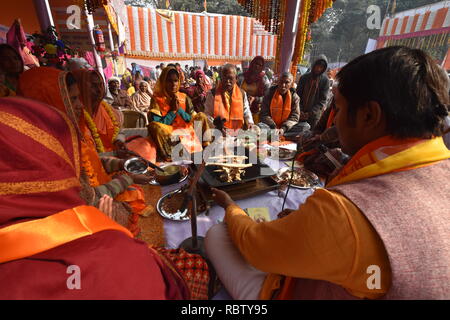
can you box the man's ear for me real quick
[360,100,384,130]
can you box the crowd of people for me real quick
[83,54,338,167]
[0,41,449,300]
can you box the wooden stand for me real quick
[178,163,207,257]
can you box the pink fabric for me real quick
[6,20,38,67]
[84,51,96,68]
[103,61,114,79]
[6,21,26,55]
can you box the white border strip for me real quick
[444,8,450,28]
[179,13,186,53]
[204,15,209,56]
[171,15,178,53]
[232,15,237,57]
[415,14,424,32]
[217,16,222,55]
[143,8,150,51]
[132,6,141,51]
[209,16,215,55]
[188,14,194,54]
[161,18,169,53]
[150,9,159,52]
[425,10,437,30]
[245,18,251,57]
[196,15,202,55]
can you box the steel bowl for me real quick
[124,157,149,175]
[155,164,182,185]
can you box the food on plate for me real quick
[159,189,207,219]
[161,192,186,215]
[147,165,189,185]
[277,168,319,188]
[206,155,252,182]
[214,166,246,182]
[156,165,179,176]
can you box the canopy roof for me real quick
[379,1,450,41]
[124,7,277,61]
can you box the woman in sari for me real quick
[148,66,210,161]
[131,80,153,113]
[238,56,271,121]
[18,67,151,236]
[72,69,124,153]
[72,70,157,163]
[180,69,211,113]
[0,96,189,299]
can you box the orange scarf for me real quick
[153,92,191,130]
[270,89,291,128]
[214,84,244,130]
[152,92,202,154]
[326,107,336,129]
[0,205,132,264]
[93,101,120,152]
[328,136,450,187]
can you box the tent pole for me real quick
[279,0,302,73]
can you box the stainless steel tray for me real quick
[156,189,190,221]
[267,147,297,161]
[274,167,321,189]
[199,149,277,188]
[148,165,189,186]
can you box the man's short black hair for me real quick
[337,46,449,139]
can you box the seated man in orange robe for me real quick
[205,64,255,134]
[258,72,302,137]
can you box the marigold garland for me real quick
[290,0,335,74]
[76,0,108,14]
[81,142,100,187]
[237,0,335,73]
[102,101,120,143]
[84,110,105,153]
